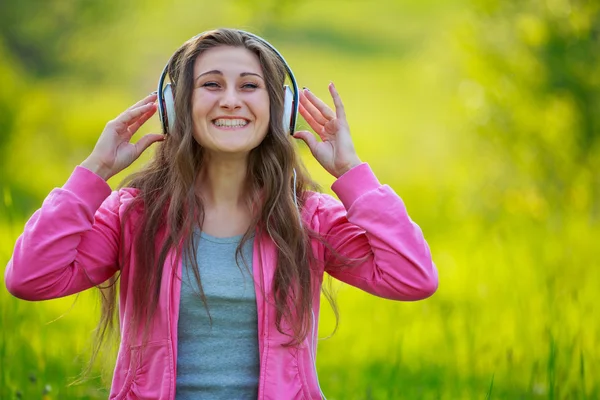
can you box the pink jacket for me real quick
[5,163,438,399]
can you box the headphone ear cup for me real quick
[282,85,294,135]
[163,83,176,134]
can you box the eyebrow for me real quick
[195,70,264,81]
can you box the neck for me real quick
[196,153,249,209]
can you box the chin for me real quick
[208,139,262,155]
[205,132,265,153]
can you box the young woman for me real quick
[5,28,438,399]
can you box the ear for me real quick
[163,83,176,134]
[282,85,294,135]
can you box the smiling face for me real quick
[191,45,270,158]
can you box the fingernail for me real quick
[302,87,310,92]
[150,91,157,95]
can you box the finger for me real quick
[127,92,158,112]
[127,108,153,129]
[114,103,156,128]
[299,103,327,140]
[300,90,330,125]
[329,82,347,121]
[133,133,165,157]
[303,89,336,122]
[293,130,320,156]
[127,106,157,135]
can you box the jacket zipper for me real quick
[255,233,268,399]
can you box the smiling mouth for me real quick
[212,118,250,129]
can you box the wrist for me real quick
[335,158,362,178]
[80,158,112,181]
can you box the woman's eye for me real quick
[242,83,259,90]
[202,82,220,88]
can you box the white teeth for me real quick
[213,118,248,128]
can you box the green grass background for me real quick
[1,0,599,398]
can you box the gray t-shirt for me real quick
[175,230,259,399]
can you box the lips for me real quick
[212,118,250,128]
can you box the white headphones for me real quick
[157,29,299,136]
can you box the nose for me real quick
[219,87,242,110]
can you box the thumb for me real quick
[134,133,165,157]
[293,131,319,156]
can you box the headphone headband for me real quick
[157,29,299,136]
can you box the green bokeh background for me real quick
[1,0,599,398]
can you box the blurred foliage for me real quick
[1,0,599,399]
[0,1,121,78]
[458,0,600,218]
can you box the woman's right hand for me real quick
[80,93,165,181]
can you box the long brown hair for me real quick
[86,29,338,377]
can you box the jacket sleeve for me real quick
[318,163,438,301]
[4,166,121,301]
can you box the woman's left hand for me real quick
[294,83,362,178]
